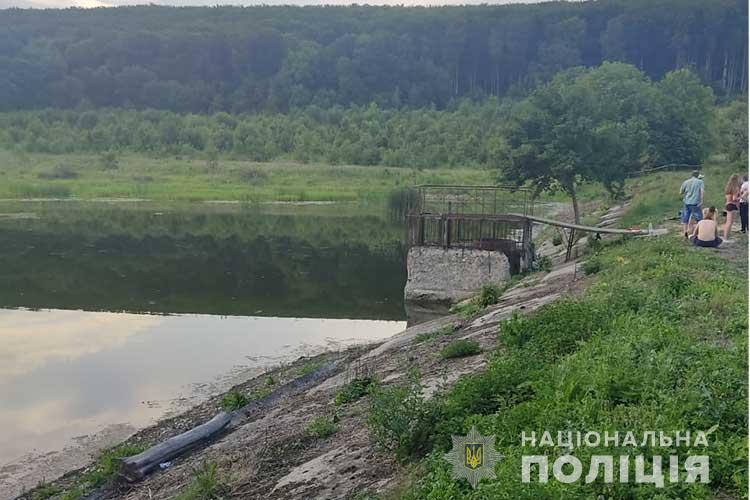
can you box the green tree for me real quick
[503,63,653,222]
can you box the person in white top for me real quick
[739,174,748,234]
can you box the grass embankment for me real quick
[374,234,747,499]
[0,150,493,202]
[621,159,739,228]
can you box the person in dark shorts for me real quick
[680,170,704,238]
[690,207,722,248]
[740,175,748,233]
[722,174,741,242]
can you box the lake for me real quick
[0,201,407,494]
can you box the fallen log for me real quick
[120,412,231,481]
[118,360,340,483]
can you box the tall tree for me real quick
[502,63,655,223]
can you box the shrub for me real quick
[477,284,501,307]
[552,233,563,246]
[306,417,338,438]
[440,339,482,359]
[368,370,433,461]
[534,254,553,272]
[335,377,376,405]
[582,257,601,275]
[221,390,248,410]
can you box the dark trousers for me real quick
[690,235,722,248]
[740,202,748,232]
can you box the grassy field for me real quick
[0,150,495,202]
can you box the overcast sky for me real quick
[2,0,548,8]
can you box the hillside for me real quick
[0,0,747,113]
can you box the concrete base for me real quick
[404,247,511,304]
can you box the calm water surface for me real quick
[0,201,407,467]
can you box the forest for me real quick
[0,65,743,170]
[0,0,747,113]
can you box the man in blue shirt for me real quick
[680,170,704,238]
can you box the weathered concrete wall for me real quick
[404,247,511,304]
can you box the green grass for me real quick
[30,481,62,500]
[297,359,324,377]
[621,158,738,227]
[335,377,377,405]
[440,339,482,359]
[450,282,515,319]
[54,443,148,499]
[395,235,747,498]
[414,325,456,344]
[221,390,248,411]
[174,462,227,500]
[305,416,339,438]
[0,150,493,202]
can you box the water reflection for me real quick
[0,202,406,319]
[0,308,404,466]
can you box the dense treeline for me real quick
[0,64,741,172]
[0,100,511,168]
[0,0,746,113]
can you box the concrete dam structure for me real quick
[403,185,534,305]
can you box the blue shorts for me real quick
[681,204,702,224]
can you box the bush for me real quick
[477,284,501,307]
[552,233,563,246]
[440,339,481,359]
[221,390,248,410]
[582,257,601,275]
[335,377,376,405]
[534,254,553,272]
[306,416,338,438]
[368,370,433,462]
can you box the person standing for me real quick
[680,170,704,238]
[722,174,741,242]
[739,174,748,234]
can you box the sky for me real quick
[1,0,547,8]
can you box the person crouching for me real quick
[689,207,722,248]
